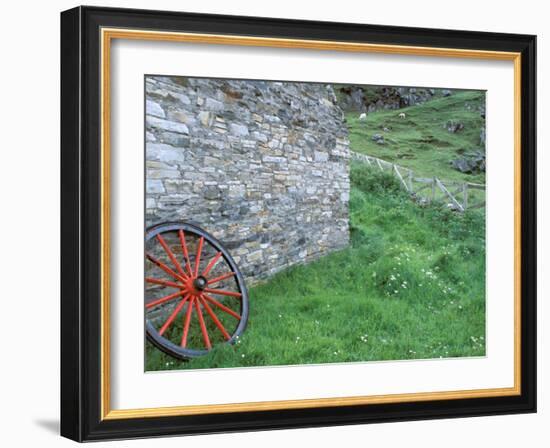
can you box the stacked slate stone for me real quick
[145,77,350,284]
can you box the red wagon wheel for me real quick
[145,222,249,360]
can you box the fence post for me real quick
[436,178,465,212]
[462,183,469,210]
[393,164,409,192]
[408,170,413,193]
[431,178,436,202]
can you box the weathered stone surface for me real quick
[146,116,189,135]
[198,111,211,127]
[262,155,286,164]
[146,179,165,194]
[147,143,185,164]
[229,123,249,136]
[146,76,350,284]
[314,150,329,162]
[169,92,191,105]
[146,100,165,118]
[205,97,224,111]
[164,179,191,193]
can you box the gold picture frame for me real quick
[61,6,536,441]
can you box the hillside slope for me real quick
[345,90,486,184]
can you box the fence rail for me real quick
[351,152,485,212]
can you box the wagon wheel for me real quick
[145,222,249,360]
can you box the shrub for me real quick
[350,162,404,196]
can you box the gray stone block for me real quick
[146,100,165,118]
[229,123,249,136]
[146,116,189,135]
[146,179,165,194]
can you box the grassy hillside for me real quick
[146,165,486,371]
[346,90,486,184]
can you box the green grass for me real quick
[146,165,486,371]
[346,90,486,184]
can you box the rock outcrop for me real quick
[335,85,451,112]
[451,151,486,174]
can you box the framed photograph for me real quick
[60,6,536,441]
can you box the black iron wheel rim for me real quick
[145,221,249,360]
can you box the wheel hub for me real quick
[192,276,208,292]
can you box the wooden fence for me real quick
[351,152,485,212]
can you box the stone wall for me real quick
[145,77,350,283]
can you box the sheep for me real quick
[398,112,406,119]
[359,112,367,121]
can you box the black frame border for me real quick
[61,5,536,442]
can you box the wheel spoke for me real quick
[156,234,188,279]
[201,252,222,277]
[181,297,195,348]
[204,287,242,298]
[194,236,204,277]
[199,296,231,340]
[178,230,193,276]
[146,253,186,283]
[145,277,184,289]
[158,294,190,336]
[203,293,241,319]
[146,289,187,309]
[194,299,212,349]
[207,271,236,285]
